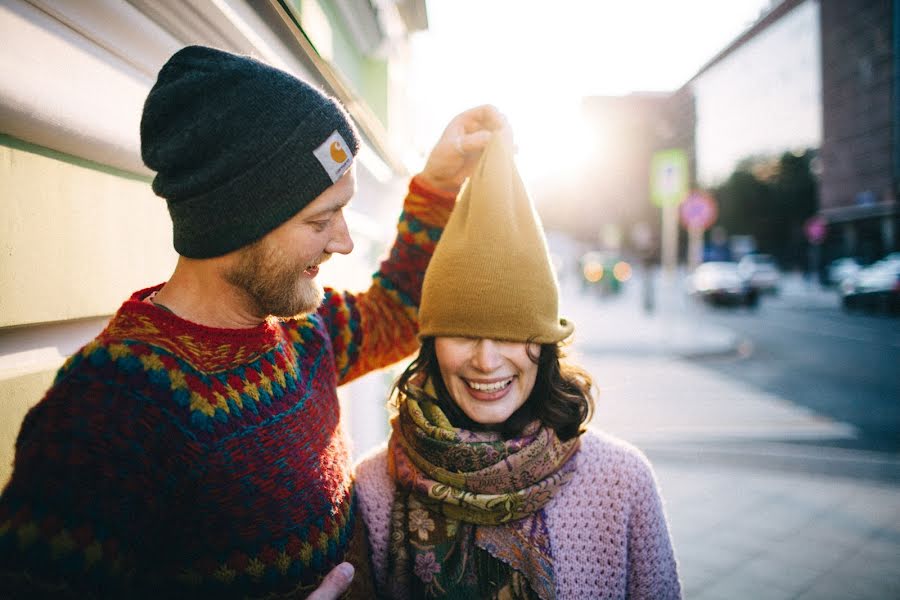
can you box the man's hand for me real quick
[418,105,509,195]
[307,562,354,600]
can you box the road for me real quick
[693,283,900,453]
[558,275,900,599]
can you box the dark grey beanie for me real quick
[141,45,360,258]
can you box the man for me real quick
[0,45,504,598]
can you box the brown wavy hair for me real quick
[392,337,594,441]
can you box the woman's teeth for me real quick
[466,378,513,393]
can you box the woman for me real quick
[355,132,681,599]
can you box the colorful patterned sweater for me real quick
[0,178,454,599]
[355,429,682,599]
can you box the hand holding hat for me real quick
[418,131,574,344]
[418,105,510,195]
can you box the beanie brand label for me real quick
[313,131,353,183]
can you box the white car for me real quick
[840,254,900,312]
[827,257,862,286]
[687,262,758,307]
[737,254,781,294]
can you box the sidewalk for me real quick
[560,277,900,599]
[559,274,740,359]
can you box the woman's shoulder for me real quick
[573,428,659,490]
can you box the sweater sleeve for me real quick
[0,373,179,598]
[316,176,455,384]
[625,453,682,600]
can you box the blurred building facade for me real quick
[0,0,427,484]
[559,91,694,259]
[575,0,821,261]
[576,0,898,268]
[818,0,898,264]
[689,0,822,188]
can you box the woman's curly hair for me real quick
[392,337,594,441]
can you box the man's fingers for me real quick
[459,104,507,133]
[307,562,354,600]
[458,130,493,154]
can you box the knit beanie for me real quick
[418,133,574,344]
[141,45,360,258]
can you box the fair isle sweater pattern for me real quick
[0,179,454,598]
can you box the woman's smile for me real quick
[463,376,515,400]
[436,338,538,425]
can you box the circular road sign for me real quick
[679,191,717,231]
[804,215,827,245]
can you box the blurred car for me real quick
[687,261,758,307]
[579,251,631,296]
[737,253,781,294]
[826,257,862,286]
[839,254,900,313]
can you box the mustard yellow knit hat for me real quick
[418,132,574,344]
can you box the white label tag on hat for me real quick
[313,131,353,183]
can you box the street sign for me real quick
[679,190,718,231]
[650,148,689,207]
[804,215,827,245]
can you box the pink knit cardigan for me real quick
[354,429,682,599]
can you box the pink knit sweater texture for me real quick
[354,429,682,599]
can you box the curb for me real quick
[642,441,900,484]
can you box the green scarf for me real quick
[386,383,579,599]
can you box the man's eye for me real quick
[310,220,330,232]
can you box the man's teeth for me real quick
[467,378,513,393]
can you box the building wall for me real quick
[820,0,894,211]
[817,0,897,263]
[0,139,177,485]
[554,91,695,261]
[691,0,822,187]
[298,0,390,126]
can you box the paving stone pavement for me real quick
[564,276,900,599]
[656,463,900,600]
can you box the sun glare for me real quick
[512,100,601,184]
[409,0,770,176]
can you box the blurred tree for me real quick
[771,150,818,268]
[711,149,818,268]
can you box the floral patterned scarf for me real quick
[386,383,580,600]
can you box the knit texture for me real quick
[385,389,579,599]
[355,429,682,600]
[418,133,573,343]
[141,45,360,258]
[0,178,454,598]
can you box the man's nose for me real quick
[326,211,354,255]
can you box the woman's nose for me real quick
[470,339,503,372]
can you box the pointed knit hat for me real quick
[418,132,574,343]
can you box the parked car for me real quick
[840,254,900,313]
[826,257,862,286]
[737,253,781,294]
[687,261,758,307]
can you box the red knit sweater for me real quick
[0,179,454,598]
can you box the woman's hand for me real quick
[418,105,509,195]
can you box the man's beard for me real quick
[225,239,326,319]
